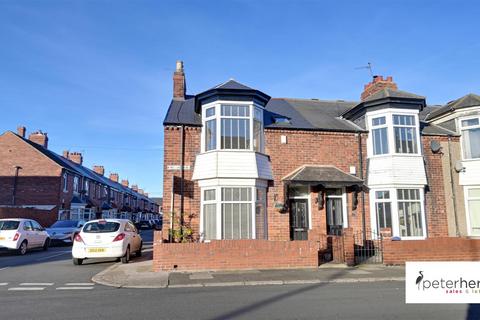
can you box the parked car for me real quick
[72,219,142,265]
[150,219,162,230]
[0,218,50,255]
[135,220,153,230]
[46,220,85,245]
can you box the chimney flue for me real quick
[92,165,105,176]
[361,75,398,101]
[69,152,83,165]
[17,126,26,138]
[110,173,119,182]
[173,60,186,100]
[28,131,48,149]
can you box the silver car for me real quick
[46,220,85,245]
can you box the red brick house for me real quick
[0,127,160,226]
[162,61,463,244]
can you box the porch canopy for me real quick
[282,165,363,188]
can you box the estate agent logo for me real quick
[406,262,480,303]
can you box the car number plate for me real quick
[88,248,106,253]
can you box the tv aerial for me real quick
[355,62,374,77]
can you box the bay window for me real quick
[201,103,264,153]
[201,186,266,240]
[460,117,480,159]
[368,112,420,156]
[372,187,425,238]
[393,115,418,154]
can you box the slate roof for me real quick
[209,79,255,91]
[363,88,425,102]
[12,132,152,202]
[163,79,459,136]
[282,165,363,187]
[425,93,480,120]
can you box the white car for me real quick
[72,219,142,265]
[0,218,51,255]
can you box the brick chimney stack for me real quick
[69,152,83,165]
[121,179,129,187]
[63,150,70,158]
[139,189,144,195]
[17,126,26,138]
[109,173,119,182]
[28,131,49,149]
[93,165,105,176]
[132,184,139,192]
[173,60,186,100]
[361,75,398,101]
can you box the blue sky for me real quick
[1,0,479,197]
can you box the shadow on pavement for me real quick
[209,269,349,320]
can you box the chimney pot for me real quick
[132,184,138,192]
[92,165,105,176]
[63,150,70,158]
[17,126,26,138]
[173,60,186,100]
[28,131,49,149]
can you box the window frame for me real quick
[371,116,389,155]
[459,116,480,160]
[73,176,79,194]
[366,110,421,158]
[373,190,392,232]
[63,173,68,193]
[370,187,426,239]
[200,186,257,240]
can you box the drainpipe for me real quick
[447,137,460,237]
[12,166,21,205]
[170,175,174,242]
[357,134,366,242]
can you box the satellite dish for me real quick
[430,140,442,153]
[454,161,465,173]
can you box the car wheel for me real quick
[136,242,143,257]
[121,246,130,264]
[43,238,50,251]
[17,241,28,255]
[73,258,83,265]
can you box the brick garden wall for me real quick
[0,207,58,227]
[153,232,322,271]
[383,237,480,265]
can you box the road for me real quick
[0,230,478,320]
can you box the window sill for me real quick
[368,153,423,159]
[461,158,480,163]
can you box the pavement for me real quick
[91,260,406,289]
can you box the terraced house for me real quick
[157,61,479,270]
[0,127,160,226]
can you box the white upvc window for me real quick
[84,180,89,195]
[459,117,480,160]
[200,186,259,240]
[371,187,426,239]
[367,110,421,157]
[465,187,480,236]
[393,115,418,154]
[201,102,264,153]
[371,116,389,155]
